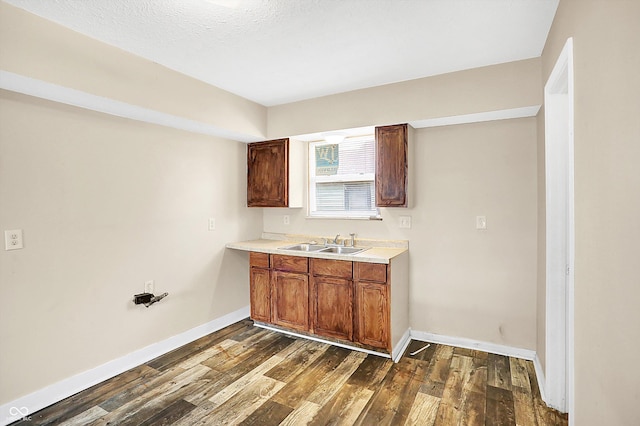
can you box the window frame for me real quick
[307,135,380,219]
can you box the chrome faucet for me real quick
[333,234,340,244]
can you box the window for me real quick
[308,135,379,218]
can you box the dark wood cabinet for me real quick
[247,252,397,354]
[249,252,270,323]
[271,270,309,332]
[310,259,353,341]
[247,139,289,207]
[270,254,309,332]
[354,263,390,350]
[375,124,409,207]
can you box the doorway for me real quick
[544,37,574,417]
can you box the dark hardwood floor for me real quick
[14,319,568,425]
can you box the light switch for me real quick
[399,216,412,229]
[476,216,487,230]
[5,229,24,250]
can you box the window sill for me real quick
[306,215,383,221]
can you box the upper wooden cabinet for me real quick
[247,139,288,207]
[247,138,303,208]
[375,124,411,207]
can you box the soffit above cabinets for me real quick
[4,0,559,107]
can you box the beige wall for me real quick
[268,58,542,138]
[0,6,263,405]
[540,0,640,424]
[266,118,539,350]
[0,2,267,140]
[0,90,262,404]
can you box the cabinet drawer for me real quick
[311,258,352,279]
[355,262,387,283]
[250,252,270,268]
[271,254,308,273]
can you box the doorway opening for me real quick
[544,37,574,418]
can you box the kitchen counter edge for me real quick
[225,239,407,264]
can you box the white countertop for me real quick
[226,234,408,264]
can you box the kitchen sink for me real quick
[279,243,327,252]
[319,246,368,255]
[279,244,368,256]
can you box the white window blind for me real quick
[308,136,379,218]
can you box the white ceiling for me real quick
[3,0,559,107]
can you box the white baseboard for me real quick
[254,323,393,360]
[392,328,412,362]
[409,329,536,361]
[408,330,553,415]
[253,324,412,364]
[0,306,250,426]
[533,353,548,405]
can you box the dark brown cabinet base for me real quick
[311,258,354,342]
[248,252,392,352]
[271,270,309,332]
[249,252,270,323]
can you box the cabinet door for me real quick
[355,281,390,349]
[250,267,271,322]
[272,270,309,331]
[375,124,408,207]
[247,139,289,207]
[312,276,353,341]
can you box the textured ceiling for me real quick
[3,0,559,106]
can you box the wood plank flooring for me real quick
[14,319,568,425]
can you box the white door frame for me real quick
[544,37,575,418]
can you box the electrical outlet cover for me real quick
[476,216,487,230]
[4,229,24,250]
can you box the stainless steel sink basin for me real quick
[319,246,368,255]
[279,243,327,252]
[279,244,368,255]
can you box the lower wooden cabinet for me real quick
[250,267,271,322]
[311,259,353,341]
[354,262,390,350]
[249,252,270,323]
[248,251,395,353]
[355,281,389,350]
[271,270,309,332]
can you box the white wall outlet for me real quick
[476,216,487,230]
[283,215,290,225]
[399,216,412,229]
[208,217,216,231]
[145,280,154,294]
[4,229,24,250]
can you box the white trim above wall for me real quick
[409,105,541,129]
[290,106,542,143]
[0,306,250,426]
[0,71,262,143]
[410,329,536,361]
